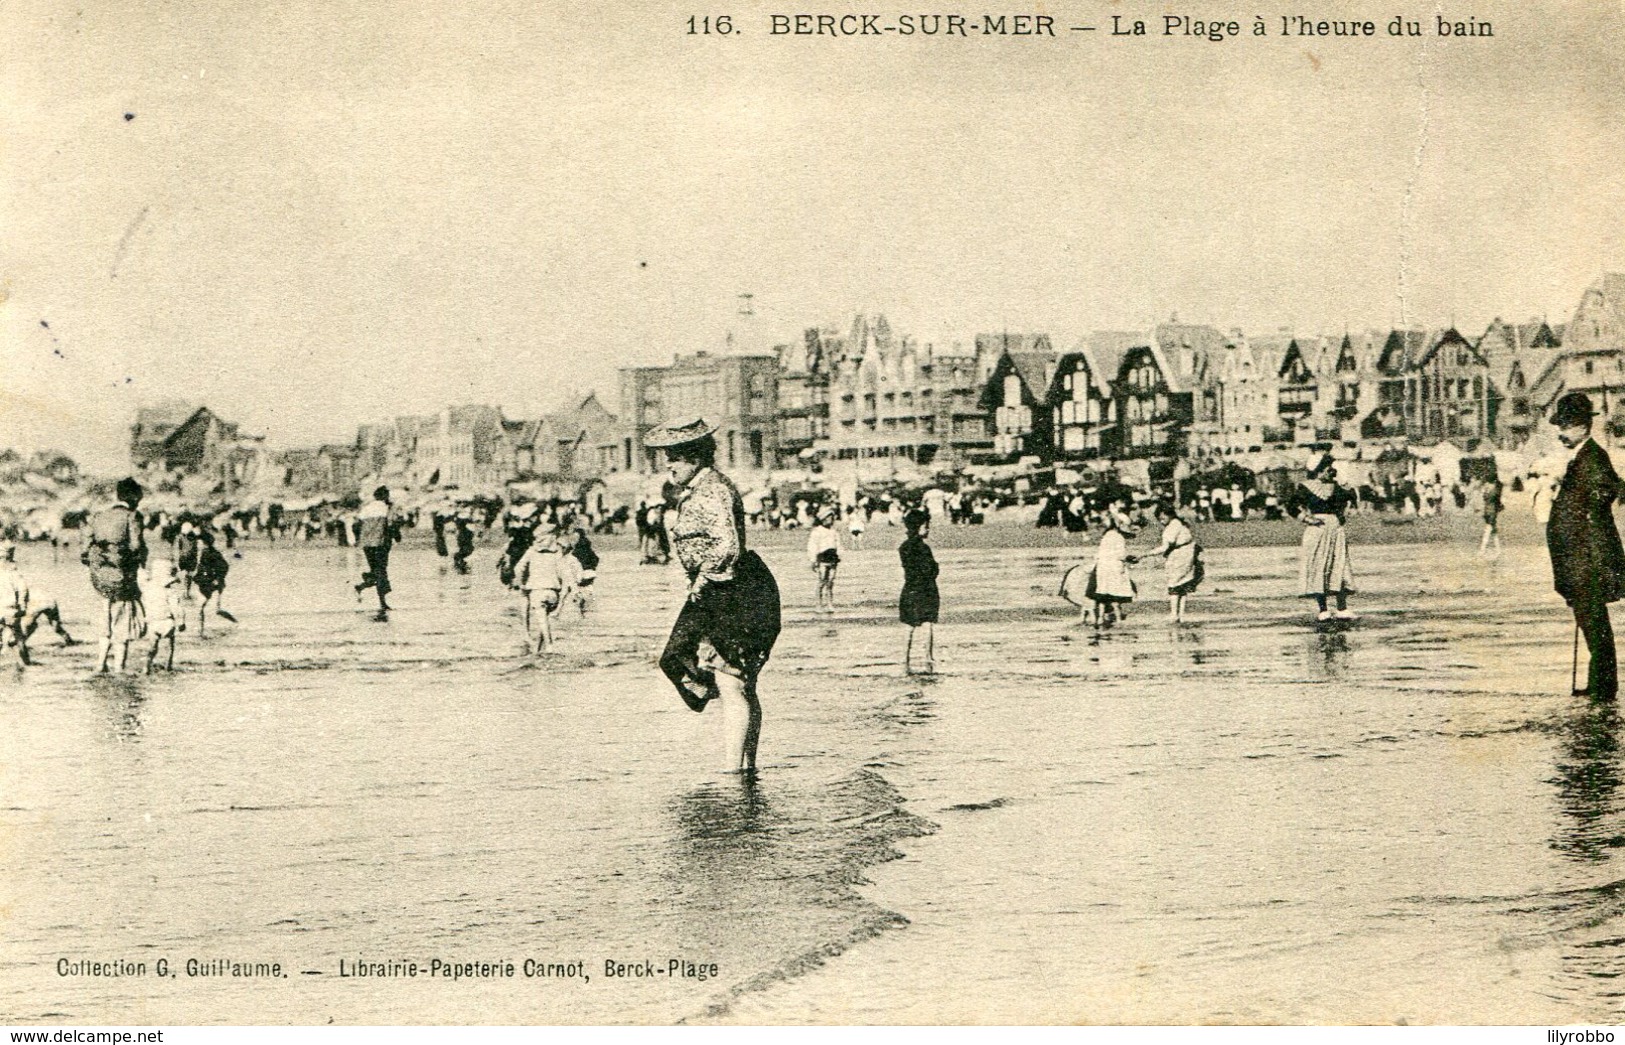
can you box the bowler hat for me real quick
[115,476,144,503]
[644,416,718,449]
[1552,392,1598,428]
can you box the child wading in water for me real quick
[192,530,232,634]
[1479,474,1504,559]
[1088,506,1138,626]
[143,559,186,672]
[1129,501,1202,622]
[514,524,578,654]
[807,508,841,613]
[568,522,599,616]
[898,508,939,674]
[1,541,33,665]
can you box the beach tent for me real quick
[1370,448,1415,485]
[1114,459,1151,491]
[1194,460,1256,491]
[1458,455,1499,484]
[1493,450,1531,483]
[1413,440,1464,484]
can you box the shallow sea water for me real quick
[1,526,1621,1024]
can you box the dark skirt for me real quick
[661,550,781,709]
[899,586,939,626]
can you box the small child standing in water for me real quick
[514,525,578,654]
[807,508,841,613]
[1088,506,1138,626]
[192,530,232,633]
[568,524,599,616]
[143,558,186,672]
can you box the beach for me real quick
[2,512,1619,1024]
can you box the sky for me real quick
[2,0,1623,471]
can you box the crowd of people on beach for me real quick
[0,435,1506,676]
[9,393,1623,775]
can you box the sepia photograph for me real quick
[2,0,1625,1028]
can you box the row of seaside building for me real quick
[129,274,1625,498]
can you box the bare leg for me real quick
[539,607,555,652]
[95,601,114,671]
[1168,594,1178,621]
[6,619,28,666]
[922,622,935,673]
[716,673,761,773]
[24,606,70,644]
[905,625,916,674]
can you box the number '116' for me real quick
[687,15,735,33]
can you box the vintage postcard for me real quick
[2,0,1624,1027]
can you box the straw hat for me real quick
[644,416,717,449]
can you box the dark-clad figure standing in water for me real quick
[898,508,939,675]
[650,417,781,774]
[1548,392,1625,702]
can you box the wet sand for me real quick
[2,513,1619,1024]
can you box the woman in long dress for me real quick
[1133,501,1201,622]
[650,417,782,774]
[1293,453,1357,621]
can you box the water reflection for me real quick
[1303,629,1351,679]
[671,776,776,858]
[90,675,146,742]
[1551,704,1625,863]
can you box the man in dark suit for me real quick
[1548,392,1625,701]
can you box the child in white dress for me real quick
[143,559,185,672]
[1089,508,1137,626]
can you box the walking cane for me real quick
[1573,623,1586,696]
